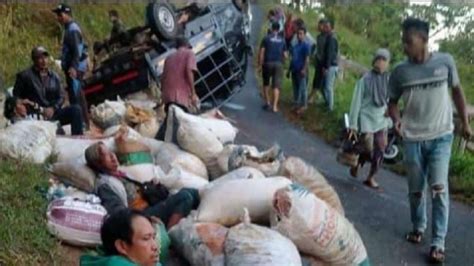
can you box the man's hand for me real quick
[461,122,472,140]
[191,94,200,106]
[393,120,402,137]
[21,99,35,106]
[68,67,77,79]
[43,107,55,119]
[322,68,328,76]
[300,69,306,77]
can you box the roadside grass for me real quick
[0,158,60,265]
[259,3,474,205]
[0,3,146,264]
[0,3,146,88]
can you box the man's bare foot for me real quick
[363,179,381,190]
[296,107,306,116]
[350,165,359,178]
[272,106,279,112]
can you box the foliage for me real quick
[0,3,146,89]
[0,158,60,265]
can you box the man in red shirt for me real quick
[156,37,199,140]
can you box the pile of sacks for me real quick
[90,98,160,138]
[0,105,369,265]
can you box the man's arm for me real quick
[324,36,337,70]
[97,184,127,214]
[51,73,65,110]
[187,52,199,102]
[258,47,265,68]
[452,85,472,139]
[12,72,27,99]
[66,30,83,72]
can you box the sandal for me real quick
[405,230,423,244]
[363,180,382,191]
[429,246,445,264]
[350,166,359,178]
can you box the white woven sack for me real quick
[0,120,57,163]
[154,142,208,179]
[224,209,301,266]
[196,177,291,226]
[46,197,107,247]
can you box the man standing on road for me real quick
[321,19,339,111]
[309,19,327,104]
[388,18,472,264]
[258,22,288,113]
[288,26,310,116]
[155,37,198,140]
[13,46,84,135]
[53,3,89,129]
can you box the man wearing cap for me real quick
[52,3,89,127]
[348,48,391,190]
[12,46,84,135]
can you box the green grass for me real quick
[0,3,146,264]
[0,158,60,265]
[0,3,146,88]
[259,4,474,205]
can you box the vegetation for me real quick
[260,2,474,204]
[0,3,146,88]
[0,3,146,264]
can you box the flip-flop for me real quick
[429,246,445,264]
[406,230,423,244]
[363,180,382,191]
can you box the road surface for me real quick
[221,4,474,266]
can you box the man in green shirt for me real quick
[81,209,165,266]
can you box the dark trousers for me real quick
[143,188,200,226]
[155,102,189,141]
[65,73,90,128]
[52,104,84,135]
[356,130,387,176]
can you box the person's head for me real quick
[85,142,119,173]
[318,18,327,32]
[4,96,27,121]
[372,48,390,73]
[101,209,158,266]
[322,19,333,33]
[176,36,190,49]
[401,17,430,60]
[109,9,119,22]
[271,21,280,33]
[294,18,305,29]
[52,4,73,25]
[31,46,49,70]
[297,27,306,42]
[268,9,275,20]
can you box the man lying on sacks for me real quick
[84,131,199,229]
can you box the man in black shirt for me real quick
[320,19,339,111]
[13,46,84,135]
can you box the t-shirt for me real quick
[260,33,286,64]
[161,48,198,108]
[388,52,460,141]
[289,41,310,73]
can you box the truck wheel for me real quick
[146,2,178,40]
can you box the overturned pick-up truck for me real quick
[84,0,251,108]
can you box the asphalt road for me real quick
[221,4,474,266]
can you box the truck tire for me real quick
[146,2,178,40]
